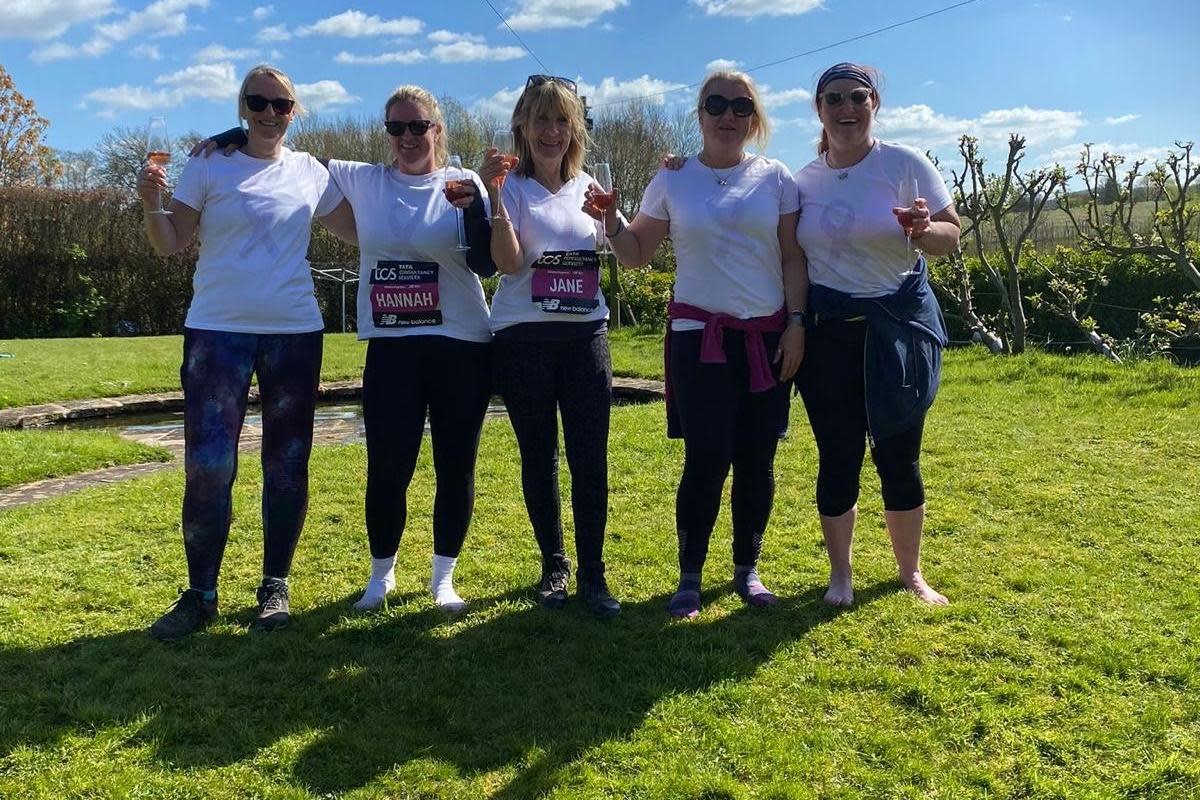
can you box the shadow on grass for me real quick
[0,581,893,796]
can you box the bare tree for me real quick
[56,150,101,189]
[290,115,390,164]
[440,96,500,171]
[591,100,675,218]
[0,65,61,187]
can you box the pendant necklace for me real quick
[705,153,754,187]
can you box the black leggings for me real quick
[363,336,492,559]
[796,320,926,517]
[181,327,322,591]
[493,333,611,568]
[669,329,790,574]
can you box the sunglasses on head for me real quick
[244,94,296,114]
[702,94,755,118]
[526,74,578,94]
[384,119,435,137]
[820,88,872,107]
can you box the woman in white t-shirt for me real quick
[329,85,497,614]
[136,65,355,641]
[589,70,809,619]
[792,63,961,608]
[477,75,619,618]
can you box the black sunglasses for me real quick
[526,74,578,94]
[244,94,296,114]
[820,88,872,107]
[384,119,436,137]
[702,94,755,118]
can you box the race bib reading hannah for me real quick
[530,249,600,314]
[369,260,442,328]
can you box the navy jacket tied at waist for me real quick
[807,257,948,441]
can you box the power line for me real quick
[593,0,984,108]
[480,0,550,74]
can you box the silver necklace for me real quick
[703,153,754,186]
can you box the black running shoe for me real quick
[578,562,621,619]
[149,589,218,642]
[254,578,290,631]
[537,557,571,610]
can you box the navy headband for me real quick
[816,63,875,95]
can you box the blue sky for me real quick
[2,0,1196,176]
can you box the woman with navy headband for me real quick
[793,62,960,606]
[587,69,808,619]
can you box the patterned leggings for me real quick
[180,327,322,591]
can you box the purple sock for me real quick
[668,573,702,618]
[734,566,778,608]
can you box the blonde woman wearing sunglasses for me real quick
[792,63,960,608]
[586,70,808,619]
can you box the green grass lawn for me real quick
[0,429,171,489]
[0,328,664,409]
[0,350,1197,797]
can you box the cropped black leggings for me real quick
[795,320,926,517]
[493,333,611,569]
[669,329,790,574]
[363,336,492,560]
[181,327,322,592]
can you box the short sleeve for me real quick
[501,177,526,233]
[639,169,670,221]
[172,154,207,213]
[912,150,954,215]
[776,162,799,215]
[326,158,372,206]
[311,156,344,217]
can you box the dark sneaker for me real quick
[578,562,621,619]
[254,578,290,631]
[149,589,218,642]
[537,557,571,610]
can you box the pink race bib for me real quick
[369,260,441,328]
[530,249,601,314]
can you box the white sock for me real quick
[353,555,396,611]
[430,554,466,611]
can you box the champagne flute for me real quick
[897,176,919,254]
[592,162,614,253]
[146,116,173,216]
[493,129,516,169]
[445,154,470,252]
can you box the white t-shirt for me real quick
[173,147,343,334]
[326,160,492,342]
[794,140,954,297]
[639,155,799,331]
[489,172,609,332]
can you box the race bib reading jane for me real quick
[530,250,600,314]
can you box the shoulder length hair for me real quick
[510,79,590,182]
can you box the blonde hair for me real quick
[814,63,883,156]
[383,84,449,170]
[510,79,590,182]
[237,64,305,124]
[696,70,771,151]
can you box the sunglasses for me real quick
[820,88,872,107]
[526,74,578,94]
[384,119,436,137]
[244,94,296,114]
[702,94,756,118]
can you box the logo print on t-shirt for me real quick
[705,185,749,264]
[819,198,868,268]
[237,192,284,260]
[389,194,424,244]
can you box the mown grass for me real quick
[0,328,664,409]
[0,349,1197,797]
[0,429,170,489]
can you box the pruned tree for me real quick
[591,100,676,219]
[1060,141,1199,290]
[950,133,1068,354]
[1027,246,1121,361]
[0,64,62,187]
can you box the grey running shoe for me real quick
[537,557,571,610]
[149,589,218,642]
[254,578,290,631]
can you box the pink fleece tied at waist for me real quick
[667,302,786,392]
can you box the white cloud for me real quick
[132,44,162,59]
[334,49,426,65]
[429,29,485,44]
[257,24,291,42]
[37,0,209,60]
[475,86,527,117]
[432,41,525,63]
[154,61,238,102]
[705,58,742,72]
[507,0,628,31]
[193,43,259,62]
[251,5,273,20]
[295,80,359,111]
[0,0,113,41]
[84,83,173,111]
[581,75,688,106]
[297,10,422,38]
[1062,14,1072,22]
[30,42,80,63]
[760,86,812,108]
[876,104,1086,150]
[1105,114,1140,126]
[1039,141,1170,168]
[922,79,936,87]
[691,0,822,17]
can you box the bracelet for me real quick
[490,215,512,224]
[788,310,809,329]
[605,216,626,238]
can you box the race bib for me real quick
[369,260,442,328]
[530,249,600,314]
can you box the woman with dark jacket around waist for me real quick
[587,69,808,619]
[793,62,960,607]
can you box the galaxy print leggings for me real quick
[180,327,323,592]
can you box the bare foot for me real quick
[901,571,949,605]
[823,569,854,607]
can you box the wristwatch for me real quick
[788,310,809,328]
